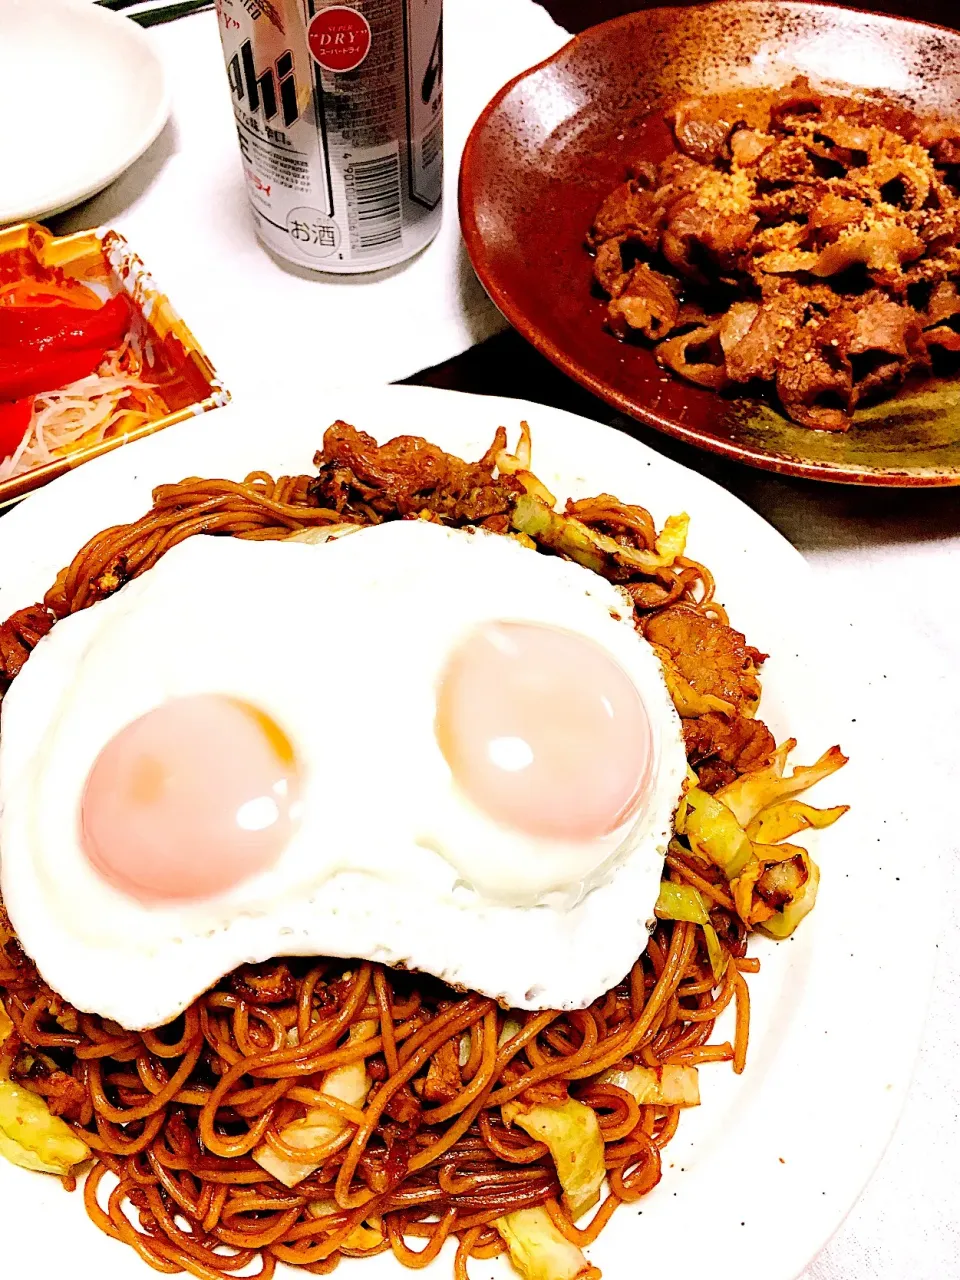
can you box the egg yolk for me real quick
[80,695,301,902]
[436,622,653,841]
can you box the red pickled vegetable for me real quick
[0,398,33,461]
[0,295,130,358]
[0,294,131,401]
[0,348,113,402]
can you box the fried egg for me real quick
[0,521,687,1029]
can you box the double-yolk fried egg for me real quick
[0,520,687,1029]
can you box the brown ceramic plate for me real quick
[460,1,960,486]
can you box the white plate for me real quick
[0,386,936,1280]
[0,0,169,224]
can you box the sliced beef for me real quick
[662,195,758,278]
[588,179,665,251]
[655,319,729,389]
[310,422,522,522]
[606,264,680,340]
[730,128,774,168]
[670,98,741,165]
[683,712,776,791]
[642,605,765,711]
[0,604,54,694]
[775,319,857,431]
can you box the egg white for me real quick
[0,521,687,1029]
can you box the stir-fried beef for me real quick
[310,421,523,522]
[589,77,960,429]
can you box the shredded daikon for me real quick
[0,345,165,483]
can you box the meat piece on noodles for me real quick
[311,422,522,523]
[683,713,777,791]
[643,605,765,711]
[0,605,54,696]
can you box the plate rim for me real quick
[458,0,960,489]
[0,0,171,225]
[0,384,939,1280]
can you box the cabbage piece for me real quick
[498,1015,524,1048]
[496,421,557,507]
[510,494,689,577]
[655,881,710,925]
[716,743,848,827]
[599,1063,700,1108]
[494,1207,600,1280]
[503,1098,605,1220]
[731,844,820,937]
[287,524,360,545]
[496,419,533,472]
[0,1079,90,1175]
[654,882,727,981]
[510,496,605,575]
[757,852,821,940]
[255,1016,375,1187]
[746,799,849,843]
[680,787,753,878]
[0,1001,12,1084]
[514,471,558,507]
[308,1200,384,1250]
[672,769,700,833]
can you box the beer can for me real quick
[215,0,443,273]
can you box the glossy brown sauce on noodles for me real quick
[0,433,759,1280]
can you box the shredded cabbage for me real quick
[677,736,846,943]
[0,1001,12,1083]
[716,742,848,827]
[308,1200,384,1250]
[680,787,754,878]
[497,1015,524,1048]
[254,1011,376,1187]
[496,421,557,507]
[746,799,849,843]
[731,844,820,937]
[655,882,727,981]
[510,494,689,577]
[286,524,359,545]
[600,1063,700,1108]
[741,844,822,939]
[759,855,820,939]
[0,1079,90,1175]
[503,1098,605,1220]
[495,1207,600,1280]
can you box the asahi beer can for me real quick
[215,0,443,273]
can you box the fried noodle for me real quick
[0,426,766,1279]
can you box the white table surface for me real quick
[44,3,960,1278]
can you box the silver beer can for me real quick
[215,0,443,273]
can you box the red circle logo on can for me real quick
[308,6,372,73]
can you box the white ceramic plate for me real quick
[0,0,169,224]
[0,386,936,1280]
